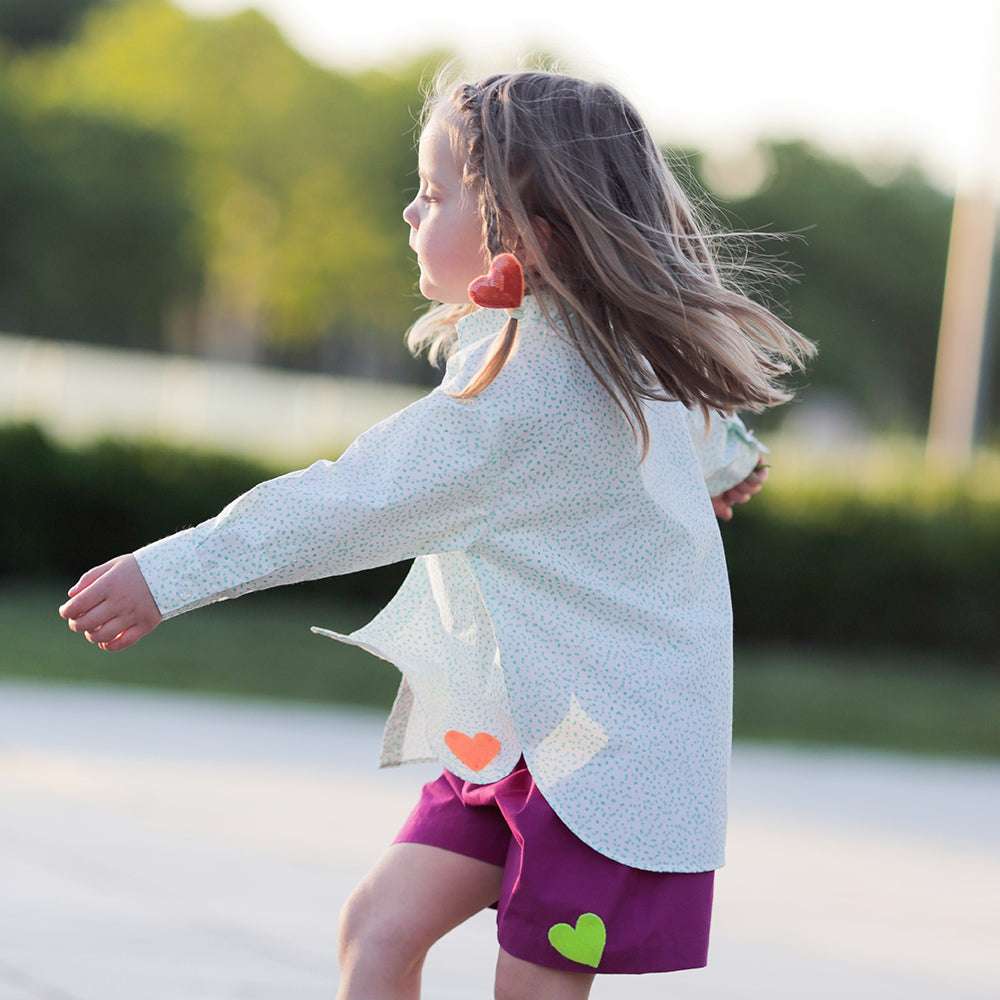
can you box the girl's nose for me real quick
[403,200,418,229]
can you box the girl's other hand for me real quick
[711,459,769,522]
[59,554,162,651]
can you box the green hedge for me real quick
[723,480,1000,660]
[3,423,998,659]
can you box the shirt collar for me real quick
[455,295,550,349]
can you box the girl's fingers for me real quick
[76,601,142,644]
[87,615,150,649]
[87,625,122,648]
[61,580,109,622]
[97,614,160,651]
[713,465,769,520]
[62,594,113,633]
[65,601,130,645]
[99,626,147,652]
[66,559,118,599]
[60,591,88,621]
[711,496,734,521]
[81,615,126,646]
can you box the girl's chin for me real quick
[419,278,472,306]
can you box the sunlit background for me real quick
[178,0,999,184]
[1,0,998,746]
[0,2,998,996]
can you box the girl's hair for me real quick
[407,69,816,447]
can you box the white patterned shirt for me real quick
[135,297,765,872]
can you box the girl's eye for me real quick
[419,182,442,204]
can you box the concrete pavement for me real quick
[0,679,997,999]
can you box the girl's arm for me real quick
[686,408,768,516]
[59,386,505,648]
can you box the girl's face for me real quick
[403,115,490,304]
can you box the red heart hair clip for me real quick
[468,253,524,310]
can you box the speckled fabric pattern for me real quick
[135,297,764,872]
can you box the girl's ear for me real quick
[532,216,552,251]
[520,216,550,271]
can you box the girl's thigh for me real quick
[340,842,505,957]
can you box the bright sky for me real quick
[176,0,999,189]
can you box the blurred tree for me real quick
[4,0,427,367]
[689,142,956,433]
[2,0,990,423]
[0,0,109,48]
[0,98,201,349]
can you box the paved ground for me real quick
[0,680,997,999]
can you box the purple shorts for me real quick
[393,759,714,975]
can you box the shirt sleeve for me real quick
[134,387,502,619]
[686,409,768,496]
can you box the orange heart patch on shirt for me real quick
[444,730,501,771]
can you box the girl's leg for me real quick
[494,948,595,1000]
[337,842,504,1000]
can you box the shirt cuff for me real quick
[701,415,768,497]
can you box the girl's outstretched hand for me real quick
[59,554,162,652]
[712,460,769,522]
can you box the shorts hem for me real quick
[497,923,709,976]
[393,827,507,870]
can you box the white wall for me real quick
[1,334,426,466]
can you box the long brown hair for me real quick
[407,70,815,448]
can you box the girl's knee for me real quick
[338,883,428,979]
[494,950,594,1000]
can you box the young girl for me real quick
[60,70,812,999]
